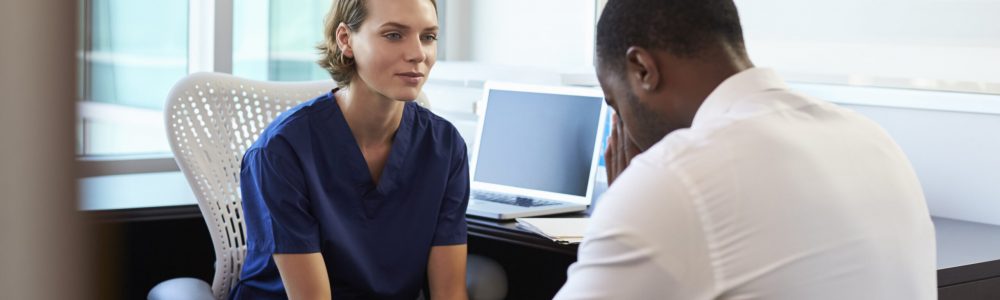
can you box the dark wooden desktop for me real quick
[82,171,1000,299]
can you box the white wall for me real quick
[444,0,1000,87]
[735,0,1000,90]
[457,0,597,73]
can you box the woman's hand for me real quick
[605,113,642,186]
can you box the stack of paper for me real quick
[515,217,590,245]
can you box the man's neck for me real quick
[666,49,754,127]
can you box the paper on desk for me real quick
[516,217,590,245]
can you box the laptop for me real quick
[466,81,608,220]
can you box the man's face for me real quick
[595,61,670,151]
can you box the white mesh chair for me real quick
[150,72,504,300]
[153,72,344,300]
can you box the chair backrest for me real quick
[164,72,431,299]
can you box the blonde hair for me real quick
[317,0,438,87]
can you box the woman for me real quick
[230,0,469,299]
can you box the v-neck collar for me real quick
[327,89,414,199]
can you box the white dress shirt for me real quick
[555,68,937,300]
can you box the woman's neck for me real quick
[336,82,405,148]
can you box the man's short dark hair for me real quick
[596,0,745,72]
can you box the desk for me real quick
[82,171,1000,297]
[935,217,1000,290]
[467,215,580,256]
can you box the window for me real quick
[77,0,335,159]
[77,0,187,156]
[233,0,331,81]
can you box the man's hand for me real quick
[605,113,642,185]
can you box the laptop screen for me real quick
[472,84,605,200]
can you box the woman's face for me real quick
[344,0,438,102]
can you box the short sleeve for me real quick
[431,138,470,246]
[241,147,320,253]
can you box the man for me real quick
[555,0,937,299]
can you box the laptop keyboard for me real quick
[473,191,562,208]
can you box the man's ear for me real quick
[624,46,660,94]
[335,22,353,58]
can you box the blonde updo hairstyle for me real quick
[317,0,438,88]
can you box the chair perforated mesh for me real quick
[165,72,336,299]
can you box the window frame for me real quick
[77,0,234,176]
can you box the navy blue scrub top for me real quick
[230,90,470,300]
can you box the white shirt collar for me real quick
[691,67,789,128]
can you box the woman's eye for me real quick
[385,33,402,40]
[421,34,438,41]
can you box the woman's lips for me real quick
[396,72,424,85]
